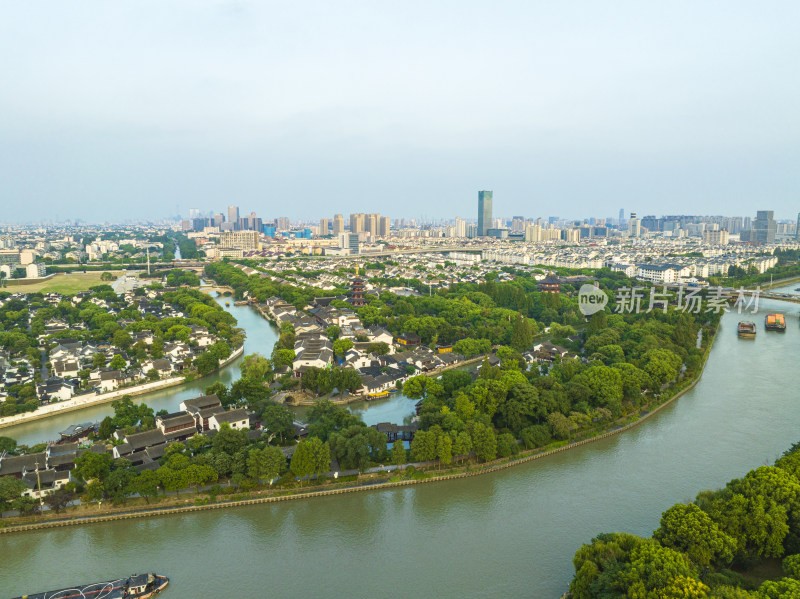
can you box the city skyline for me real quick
[2,2,800,223]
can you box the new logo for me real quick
[578,283,609,315]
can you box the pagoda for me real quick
[350,277,367,307]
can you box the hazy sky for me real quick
[1,1,799,223]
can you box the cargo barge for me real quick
[765,313,786,331]
[12,573,168,599]
[737,321,757,338]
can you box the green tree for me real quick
[410,430,437,462]
[272,349,296,370]
[759,578,800,599]
[391,440,406,466]
[453,431,472,460]
[471,421,497,463]
[366,342,390,356]
[131,470,160,503]
[73,452,113,484]
[98,416,116,439]
[654,503,737,567]
[256,445,286,484]
[195,352,219,376]
[261,402,294,443]
[104,467,136,504]
[240,353,271,381]
[587,310,608,333]
[109,354,126,370]
[496,432,519,458]
[437,433,453,468]
[783,554,800,579]
[326,325,340,340]
[0,436,18,454]
[44,489,75,514]
[290,439,316,485]
[547,412,571,440]
[642,348,682,388]
[0,476,27,514]
[510,314,535,351]
[328,426,387,471]
[93,352,107,368]
[332,338,354,357]
[182,464,217,493]
[212,423,248,455]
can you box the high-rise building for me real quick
[525,224,541,242]
[333,214,345,236]
[618,208,625,227]
[796,213,800,242]
[752,210,776,243]
[703,229,730,245]
[237,212,262,231]
[379,216,391,237]
[366,213,379,235]
[629,212,641,238]
[319,218,330,237]
[212,213,224,227]
[275,217,290,230]
[455,217,466,238]
[221,230,260,250]
[347,233,360,255]
[478,190,493,236]
[350,213,365,233]
[227,206,239,225]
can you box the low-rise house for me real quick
[208,408,250,431]
[156,411,198,441]
[113,428,167,464]
[181,394,223,431]
[52,359,80,378]
[396,332,421,347]
[36,377,76,403]
[293,337,333,371]
[97,370,123,392]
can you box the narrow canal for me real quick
[3,286,800,598]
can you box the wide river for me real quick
[3,286,800,598]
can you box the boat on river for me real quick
[765,313,786,331]
[225,301,230,306]
[13,573,168,599]
[737,321,756,338]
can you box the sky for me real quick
[1,1,799,223]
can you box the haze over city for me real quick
[2,1,799,223]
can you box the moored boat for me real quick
[765,313,786,331]
[737,321,756,338]
[12,573,168,599]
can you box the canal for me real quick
[3,286,800,597]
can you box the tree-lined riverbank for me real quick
[4,287,800,598]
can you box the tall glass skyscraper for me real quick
[753,210,776,243]
[478,190,493,236]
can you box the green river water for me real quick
[3,287,800,598]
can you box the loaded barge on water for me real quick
[737,321,757,338]
[765,313,786,331]
[12,573,168,599]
